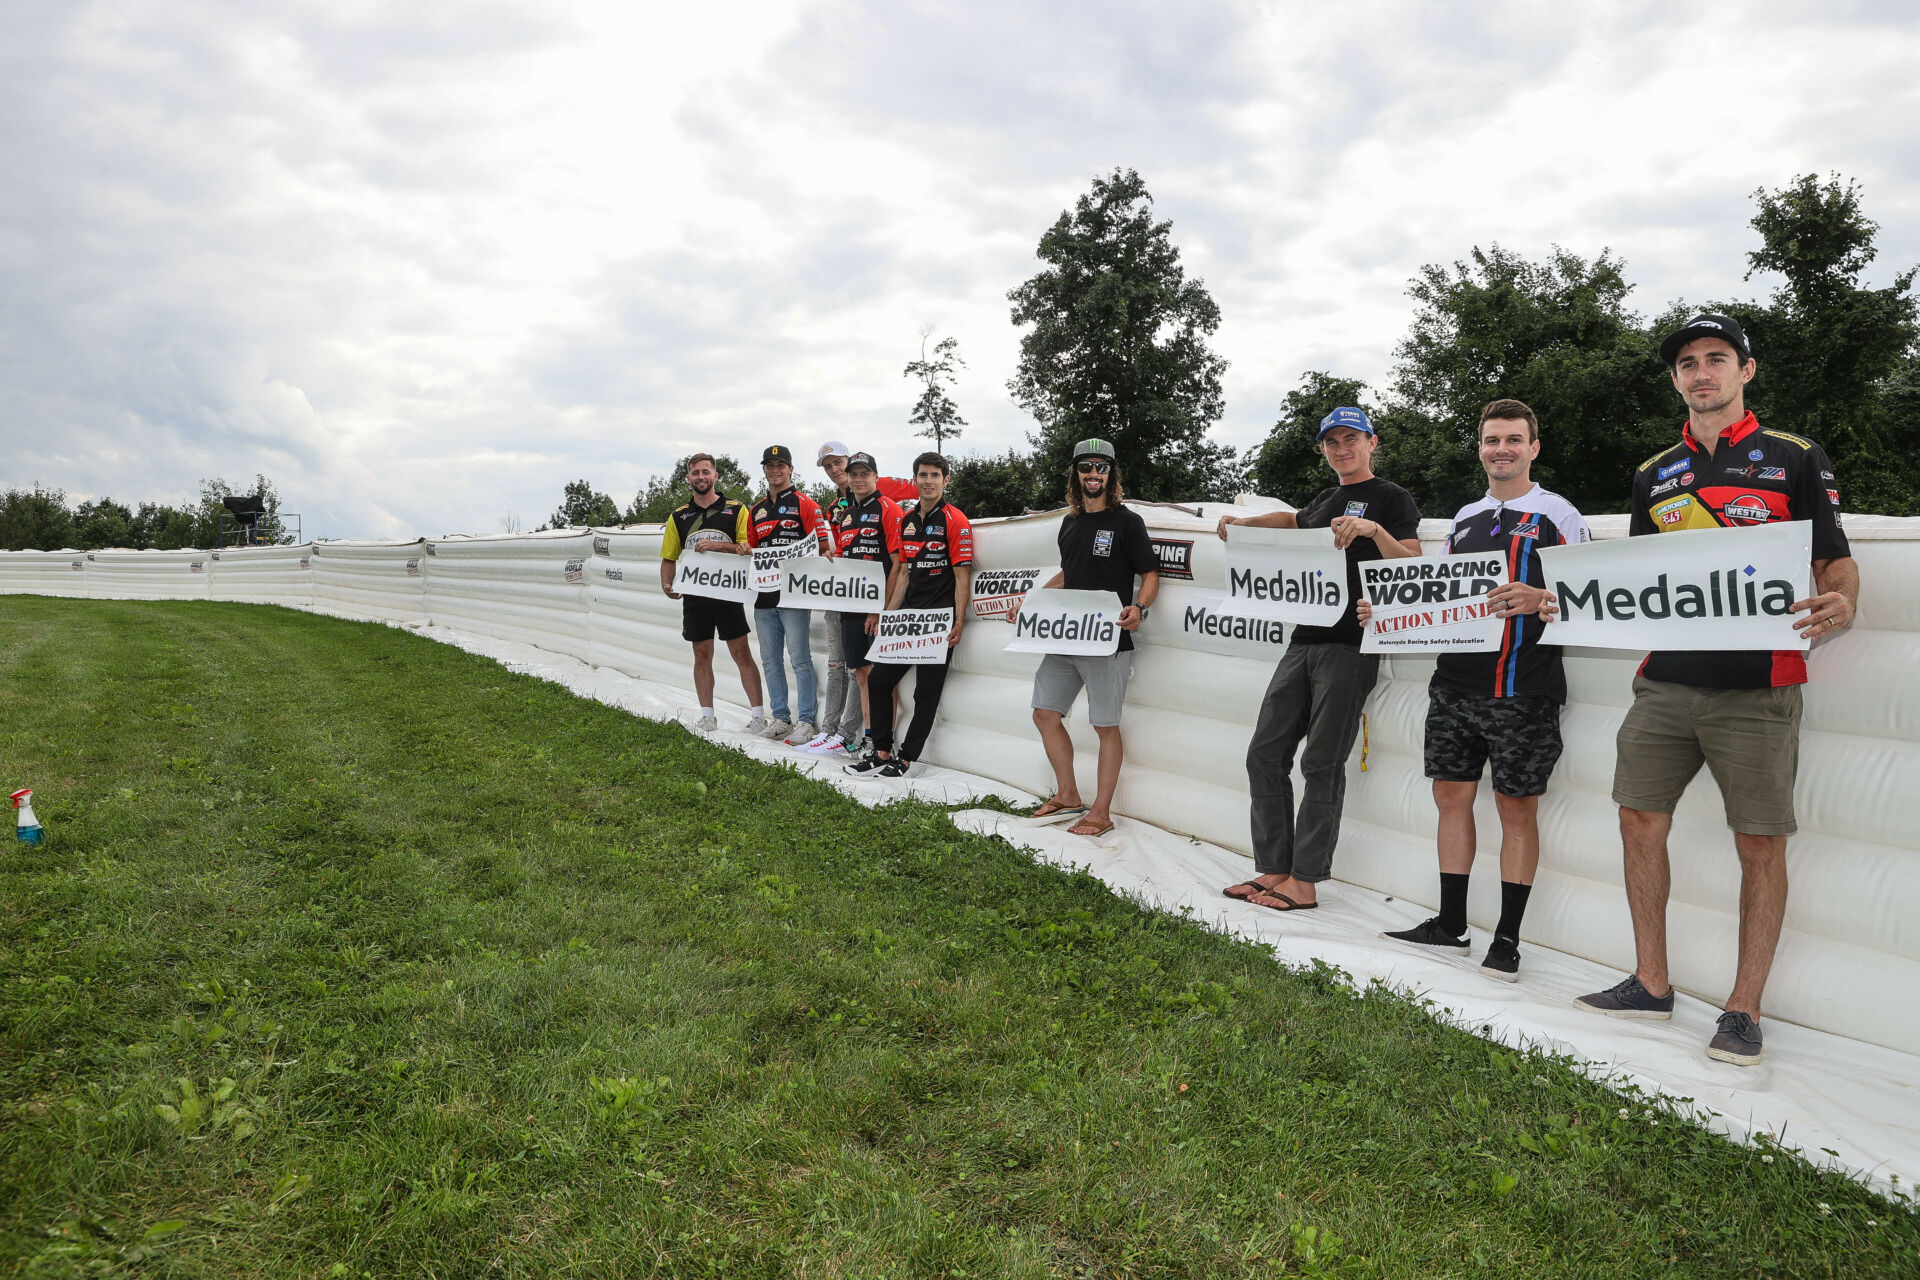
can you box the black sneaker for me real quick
[1707,1011,1765,1066]
[844,754,890,775]
[1381,916,1469,952]
[1574,974,1674,1020]
[1481,935,1520,982]
[874,758,912,779]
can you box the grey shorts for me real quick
[1032,651,1134,728]
[1612,675,1802,836]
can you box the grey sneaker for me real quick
[1382,916,1470,952]
[1574,974,1674,1020]
[761,718,794,740]
[1707,1011,1765,1065]
[742,712,770,735]
[1481,935,1521,983]
[693,714,719,733]
[783,720,817,746]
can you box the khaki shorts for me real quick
[1612,675,1802,836]
[1032,651,1134,728]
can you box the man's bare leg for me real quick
[1494,792,1540,885]
[1033,708,1084,808]
[1620,805,1674,997]
[1069,725,1123,834]
[1433,780,1477,876]
[1726,832,1788,1017]
[725,636,763,707]
[691,640,717,708]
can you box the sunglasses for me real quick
[1076,461,1111,475]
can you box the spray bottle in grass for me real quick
[11,789,42,845]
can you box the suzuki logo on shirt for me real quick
[1723,494,1774,524]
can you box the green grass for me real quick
[1,596,1913,1279]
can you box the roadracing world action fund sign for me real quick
[1540,521,1813,651]
[1359,552,1505,653]
[1222,526,1347,627]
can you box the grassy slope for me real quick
[0,597,1913,1279]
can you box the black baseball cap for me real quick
[845,451,877,472]
[762,445,795,465]
[1659,313,1751,367]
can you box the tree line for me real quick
[0,476,291,552]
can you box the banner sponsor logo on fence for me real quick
[1140,591,1286,660]
[779,557,887,611]
[1004,588,1124,656]
[751,539,816,592]
[190,561,205,573]
[564,558,585,584]
[405,559,420,576]
[593,536,611,557]
[870,608,954,664]
[971,567,1050,620]
[1359,552,1505,652]
[604,566,624,582]
[1222,526,1346,625]
[1540,521,1811,652]
[1151,538,1194,581]
[672,553,757,604]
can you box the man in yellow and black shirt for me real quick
[658,453,766,734]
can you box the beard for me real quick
[1081,475,1107,497]
[689,477,715,494]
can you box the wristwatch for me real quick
[1137,605,1151,619]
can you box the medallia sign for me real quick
[1221,525,1347,626]
[1003,588,1125,656]
[1359,552,1506,653]
[1539,522,1812,652]
[777,556,888,612]
[870,608,955,665]
[672,551,757,604]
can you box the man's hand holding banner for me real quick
[1540,521,1813,651]
[1221,525,1347,626]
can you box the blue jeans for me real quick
[755,606,817,724]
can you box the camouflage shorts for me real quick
[1423,684,1564,798]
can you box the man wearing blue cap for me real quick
[1215,407,1421,911]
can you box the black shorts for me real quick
[1423,683,1563,798]
[840,610,875,670]
[682,595,750,643]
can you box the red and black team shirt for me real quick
[897,500,974,610]
[746,486,830,609]
[1628,412,1849,688]
[1434,485,1590,703]
[834,491,905,573]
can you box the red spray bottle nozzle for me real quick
[9,789,28,810]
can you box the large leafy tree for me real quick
[544,480,621,530]
[945,449,1050,518]
[624,454,755,524]
[1007,168,1240,501]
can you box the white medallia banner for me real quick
[1539,521,1813,652]
[778,556,889,613]
[1003,588,1125,657]
[1359,551,1507,653]
[671,551,758,605]
[1221,525,1347,626]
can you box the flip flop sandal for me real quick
[1029,798,1088,820]
[1223,880,1270,901]
[1249,889,1319,912]
[1068,817,1115,838]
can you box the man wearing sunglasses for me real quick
[1012,438,1159,838]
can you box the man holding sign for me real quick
[1215,407,1420,910]
[848,453,973,780]
[1365,400,1589,981]
[746,445,833,743]
[1573,313,1858,1067]
[658,453,767,734]
[832,452,907,761]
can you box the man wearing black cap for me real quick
[1575,314,1858,1067]
[1010,438,1159,838]
[746,445,832,742]
[831,451,907,759]
[1214,406,1421,911]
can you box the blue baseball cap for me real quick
[1317,406,1375,441]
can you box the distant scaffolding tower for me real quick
[220,495,267,546]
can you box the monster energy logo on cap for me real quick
[1072,438,1116,462]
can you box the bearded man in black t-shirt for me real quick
[1009,438,1160,839]
[1214,407,1421,911]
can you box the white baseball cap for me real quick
[816,441,851,463]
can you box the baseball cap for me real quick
[762,445,795,466]
[845,451,877,472]
[816,441,850,463]
[1316,406,1375,440]
[1659,313,1751,366]
[1071,438,1117,462]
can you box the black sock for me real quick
[1438,872,1470,936]
[1496,880,1533,941]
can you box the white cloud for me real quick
[2,0,1916,537]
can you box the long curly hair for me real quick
[1066,462,1123,515]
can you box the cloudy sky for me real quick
[4,1,1917,539]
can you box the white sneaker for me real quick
[693,714,719,733]
[796,731,832,751]
[806,733,847,756]
[783,721,817,746]
[742,712,770,735]
[761,718,794,740]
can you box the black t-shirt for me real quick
[1290,478,1422,647]
[898,500,975,610]
[1432,486,1591,703]
[1057,505,1157,652]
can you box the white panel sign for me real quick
[1222,525,1347,626]
[870,608,954,665]
[750,539,815,592]
[1359,552,1507,653]
[1004,588,1125,656]
[970,566,1051,621]
[1540,521,1812,652]
[671,552,757,604]
[1142,590,1287,660]
[779,556,888,612]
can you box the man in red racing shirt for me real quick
[832,452,906,761]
